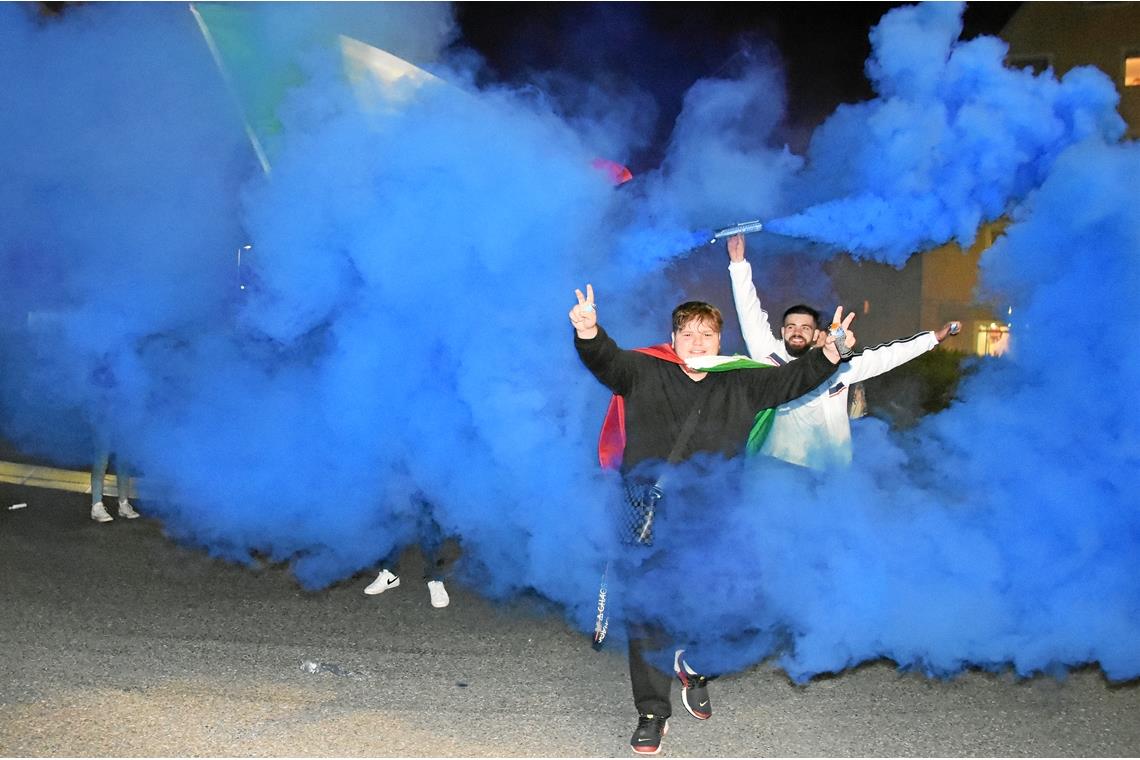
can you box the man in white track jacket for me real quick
[727,234,960,469]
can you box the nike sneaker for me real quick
[675,649,711,720]
[364,569,400,595]
[630,713,668,755]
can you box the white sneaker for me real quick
[90,502,113,523]
[117,500,139,519]
[364,569,400,595]
[427,580,449,608]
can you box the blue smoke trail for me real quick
[622,2,1140,684]
[0,5,632,622]
[2,1,1138,687]
[0,4,249,466]
[766,1,1126,264]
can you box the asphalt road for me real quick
[2,481,1138,757]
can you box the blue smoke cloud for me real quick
[2,0,1137,688]
[0,4,249,464]
[767,1,1126,264]
[617,3,1140,683]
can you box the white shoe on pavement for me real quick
[364,569,400,595]
[117,500,139,519]
[427,580,449,608]
[91,502,113,523]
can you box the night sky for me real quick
[454,2,1022,167]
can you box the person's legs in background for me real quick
[113,454,139,519]
[419,510,459,609]
[90,449,112,523]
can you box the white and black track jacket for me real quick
[729,258,938,469]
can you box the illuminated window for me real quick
[1126,54,1140,87]
[975,323,1011,357]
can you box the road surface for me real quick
[2,482,1138,757]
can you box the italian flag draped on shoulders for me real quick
[597,344,777,471]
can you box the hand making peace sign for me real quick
[820,305,857,364]
[569,284,598,339]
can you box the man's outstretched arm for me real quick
[838,320,961,384]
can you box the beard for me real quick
[785,338,811,357]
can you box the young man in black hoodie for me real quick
[570,283,855,755]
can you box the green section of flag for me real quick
[746,408,775,456]
[699,355,772,372]
[191,3,312,169]
[697,355,778,454]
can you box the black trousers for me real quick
[620,475,681,717]
[628,630,674,717]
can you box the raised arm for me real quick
[839,320,959,384]
[570,284,639,396]
[727,234,784,361]
[741,347,837,409]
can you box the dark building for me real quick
[831,2,1138,357]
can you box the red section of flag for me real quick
[598,344,682,470]
[591,158,634,186]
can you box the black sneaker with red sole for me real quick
[630,713,669,755]
[674,649,712,720]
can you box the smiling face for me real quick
[782,313,819,357]
[780,305,821,357]
[670,301,724,365]
[672,317,721,362]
